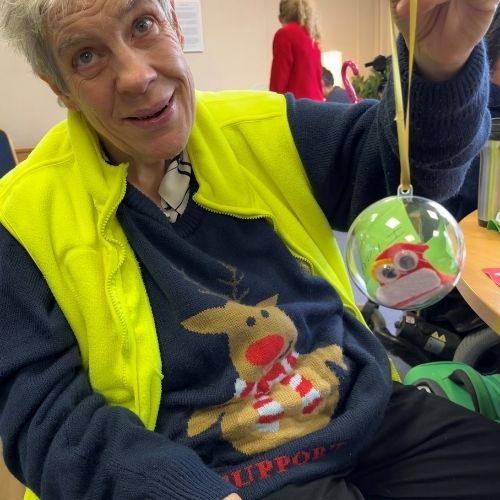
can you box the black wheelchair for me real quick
[361,288,500,375]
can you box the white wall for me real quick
[0,0,391,148]
[0,37,67,148]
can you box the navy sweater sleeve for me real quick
[0,223,236,499]
[287,38,490,231]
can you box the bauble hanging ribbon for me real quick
[345,0,465,311]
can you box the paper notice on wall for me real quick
[176,0,204,53]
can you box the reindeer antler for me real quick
[219,263,250,302]
[171,262,249,303]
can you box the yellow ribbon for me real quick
[389,0,418,195]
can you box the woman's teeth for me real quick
[136,104,167,120]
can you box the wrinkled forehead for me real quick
[46,0,98,24]
[49,0,167,53]
[47,0,169,30]
[50,0,143,21]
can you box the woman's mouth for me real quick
[132,103,169,121]
[127,96,174,129]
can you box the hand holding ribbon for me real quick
[391,0,499,81]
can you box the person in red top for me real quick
[269,0,323,101]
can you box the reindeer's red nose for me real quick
[245,335,285,366]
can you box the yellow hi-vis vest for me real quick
[0,90,395,499]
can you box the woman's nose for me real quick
[115,49,157,94]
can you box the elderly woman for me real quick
[0,1,499,499]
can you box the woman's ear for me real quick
[38,73,80,111]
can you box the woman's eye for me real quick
[134,17,154,35]
[75,49,96,67]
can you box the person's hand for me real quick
[391,0,499,81]
[223,494,242,500]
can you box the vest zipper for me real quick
[192,199,315,275]
[100,176,130,359]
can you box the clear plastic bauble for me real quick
[346,195,465,310]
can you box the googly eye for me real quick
[393,250,419,272]
[374,262,400,284]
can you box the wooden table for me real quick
[457,211,500,333]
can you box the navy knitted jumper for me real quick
[116,179,391,498]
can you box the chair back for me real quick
[0,129,18,177]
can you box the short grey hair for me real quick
[0,0,172,90]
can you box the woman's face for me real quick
[47,0,195,165]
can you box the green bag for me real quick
[404,361,500,422]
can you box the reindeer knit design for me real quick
[182,295,347,455]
